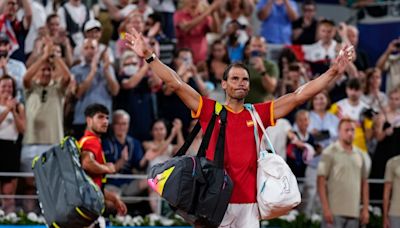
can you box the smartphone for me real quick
[251,50,261,58]
[395,42,400,48]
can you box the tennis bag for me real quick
[148,103,233,227]
[32,137,105,228]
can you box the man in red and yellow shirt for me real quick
[125,28,355,227]
[80,103,127,215]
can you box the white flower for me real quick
[37,215,46,224]
[0,209,5,217]
[148,213,161,226]
[368,205,373,212]
[261,220,269,226]
[27,212,38,222]
[311,213,322,223]
[286,214,296,222]
[115,215,125,223]
[132,216,144,226]
[122,215,132,226]
[5,212,19,223]
[373,207,382,217]
[160,217,174,226]
[289,210,299,217]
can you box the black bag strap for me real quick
[174,121,202,157]
[174,102,224,158]
[213,107,227,168]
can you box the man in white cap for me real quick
[73,19,115,65]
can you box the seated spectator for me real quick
[158,48,207,133]
[376,38,400,94]
[245,36,278,103]
[277,47,299,83]
[361,67,388,113]
[256,0,298,44]
[21,39,71,212]
[0,75,25,213]
[205,40,230,103]
[115,51,157,141]
[286,110,316,178]
[0,33,26,100]
[173,0,222,64]
[142,118,184,213]
[0,0,32,62]
[302,19,337,76]
[73,19,115,65]
[57,0,94,47]
[71,38,119,139]
[103,110,147,197]
[266,118,292,160]
[308,91,339,149]
[292,0,318,45]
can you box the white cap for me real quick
[84,19,102,32]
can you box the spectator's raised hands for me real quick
[386,38,400,53]
[125,28,153,58]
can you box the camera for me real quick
[395,42,400,48]
[361,108,378,119]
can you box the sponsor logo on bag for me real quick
[281,176,290,194]
[148,166,175,195]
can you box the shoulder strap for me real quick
[213,107,227,168]
[245,105,276,156]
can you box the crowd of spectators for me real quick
[0,0,399,223]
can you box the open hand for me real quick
[332,44,354,75]
[125,28,153,58]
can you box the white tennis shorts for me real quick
[219,203,260,228]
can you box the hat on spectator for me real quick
[0,33,10,43]
[84,19,102,32]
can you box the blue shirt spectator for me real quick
[256,0,299,44]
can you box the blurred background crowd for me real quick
[0,0,400,220]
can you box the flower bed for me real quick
[0,207,383,227]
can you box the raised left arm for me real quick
[274,45,354,120]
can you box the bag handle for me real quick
[245,104,276,156]
[174,121,202,157]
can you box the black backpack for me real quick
[148,102,233,227]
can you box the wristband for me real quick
[145,53,156,64]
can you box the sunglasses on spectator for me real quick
[41,89,47,103]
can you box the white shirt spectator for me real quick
[303,40,337,62]
[266,118,292,160]
[148,0,175,13]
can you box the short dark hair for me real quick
[84,104,109,118]
[222,62,250,81]
[318,19,336,27]
[346,78,361,90]
[338,118,355,129]
[46,14,59,25]
[0,75,17,98]
[303,0,316,7]
[288,63,300,72]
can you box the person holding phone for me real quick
[245,36,278,103]
[376,38,400,94]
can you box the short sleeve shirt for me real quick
[317,142,369,217]
[384,155,400,216]
[192,97,275,203]
[80,130,106,188]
